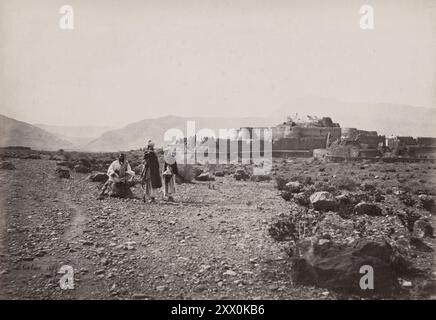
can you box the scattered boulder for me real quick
[74,164,92,174]
[89,172,109,183]
[309,192,337,212]
[251,174,271,182]
[214,171,225,177]
[55,167,71,179]
[413,219,434,239]
[335,193,356,217]
[286,181,302,193]
[195,173,215,182]
[0,161,16,170]
[418,195,434,212]
[354,202,383,216]
[291,239,411,295]
[234,169,250,181]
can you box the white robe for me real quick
[107,160,134,182]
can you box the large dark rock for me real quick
[310,192,337,211]
[234,168,250,181]
[55,167,71,179]
[291,239,411,295]
[418,195,434,212]
[354,202,383,216]
[214,171,225,177]
[89,172,109,183]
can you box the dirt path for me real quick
[0,159,332,299]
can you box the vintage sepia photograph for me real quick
[0,0,435,305]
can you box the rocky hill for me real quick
[0,114,75,151]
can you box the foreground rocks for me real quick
[2,157,335,300]
[270,159,436,297]
[309,192,337,211]
[291,239,414,295]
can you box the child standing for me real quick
[163,151,178,201]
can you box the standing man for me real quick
[141,140,162,203]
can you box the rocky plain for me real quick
[0,148,434,299]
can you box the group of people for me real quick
[98,140,178,202]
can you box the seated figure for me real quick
[98,153,135,199]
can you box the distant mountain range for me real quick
[1,97,435,151]
[0,114,74,151]
[35,124,115,148]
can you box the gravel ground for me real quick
[0,158,336,299]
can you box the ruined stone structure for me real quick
[271,116,341,154]
[235,116,387,159]
[174,115,433,161]
[386,135,436,158]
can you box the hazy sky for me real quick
[1,0,435,126]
